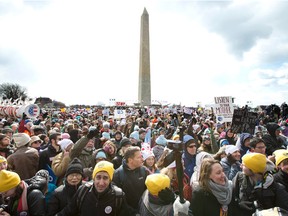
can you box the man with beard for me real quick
[0,134,14,158]
[69,128,98,177]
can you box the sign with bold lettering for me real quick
[214,96,234,122]
[114,109,126,119]
[231,108,258,134]
[116,102,126,106]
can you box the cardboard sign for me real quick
[231,109,258,134]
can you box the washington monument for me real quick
[138,8,151,106]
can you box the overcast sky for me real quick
[0,0,288,107]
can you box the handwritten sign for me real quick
[214,96,234,122]
[231,109,258,134]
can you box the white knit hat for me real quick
[13,133,31,148]
[58,139,73,151]
[142,150,155,161]
[225,145,239,155]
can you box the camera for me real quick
[166,140,184,151]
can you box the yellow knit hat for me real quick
[0,156,7,163]
[242,153,266,174]
[0,170,21,193]
[92,161,114,180]
[145,173,170,196]
[273,149,288,167]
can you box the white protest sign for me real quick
[114,109,126,119]
[184,107,192,115]
[214,96,234,122]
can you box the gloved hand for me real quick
[158,188,176,204]
[87,127,98,139]
[173,196,190,216]
[238,201,255,211]
[22,112,27,120]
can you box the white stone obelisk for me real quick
[138,8,151,107]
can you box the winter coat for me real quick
[220,157,241,180]
[47,180,82,216]
[113,161,149,212]
[70,136,94,168]
[112,149,124,170]
[274,169,288,192]
[39,144,62,170]
[262,123,286,155]
[235,133,253,158]
[191,187,233,216]
[182,151,196,180]
[139,190,174,216]
[51,152,71,185]
[56,183,133,216]
[7,146,39,180]
[231,172,288,216]
[5,181,46,216]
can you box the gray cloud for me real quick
[187,1,288,60]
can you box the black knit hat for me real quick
[120,137,132,148]
[65,158,84,177]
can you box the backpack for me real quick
[25,175,47,194]
[76,181,124,213]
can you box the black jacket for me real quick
[231,172,288,216]
[263,123,285,155]
[274,169,288,192]
[47,180,82,216]
[191,187,233,216]
[56,183,133,216]
[39,144,61,170]
[5,186,46,216]
[113,161,149,212]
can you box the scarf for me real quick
[254,173,274,189]
[208,177,233,213]
[17,181,29,213]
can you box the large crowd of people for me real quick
[0,104,288,216]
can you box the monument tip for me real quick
[143,7,148,14]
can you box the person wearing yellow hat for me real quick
[56,161,134,216]
[273,149,288,192]
[139,173,190,216]
[0,170,46,216]
[231,153,288,216]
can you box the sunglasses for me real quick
[188,145,197,148]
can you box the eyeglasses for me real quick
[188,145,197,148]
[67,173,82,178]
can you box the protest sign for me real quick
[231,108,258,134]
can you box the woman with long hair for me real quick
[191,158,233,216]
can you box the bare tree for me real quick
[0,83,28,102]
